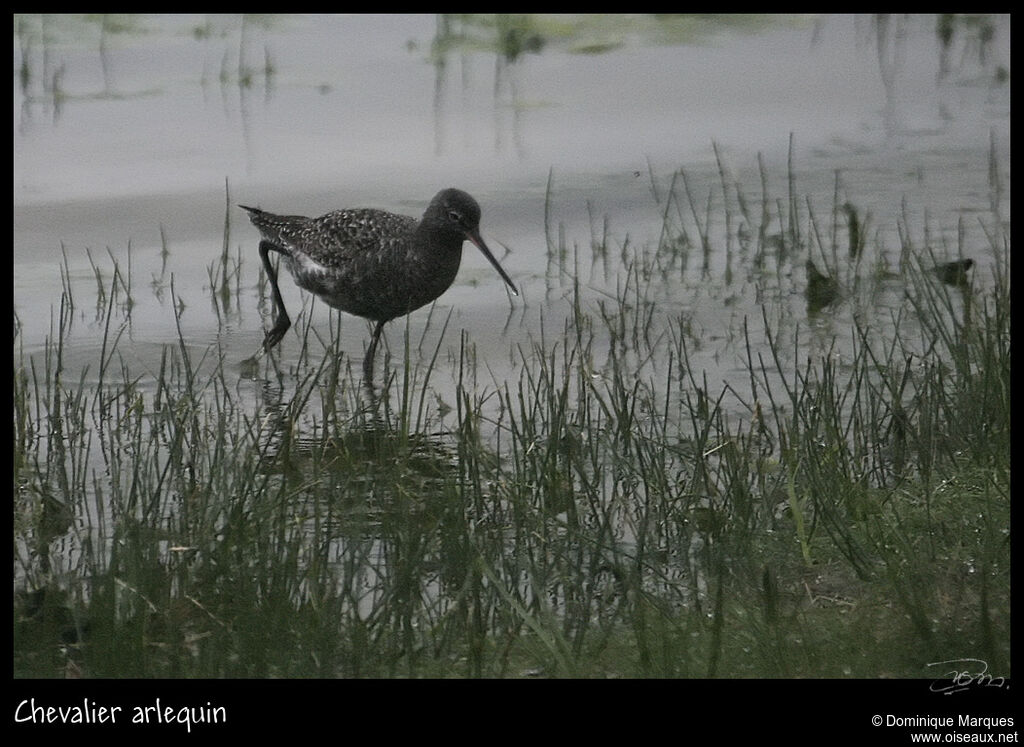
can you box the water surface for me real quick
[14,13,1010,416]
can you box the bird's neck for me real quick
[413,221,463,254]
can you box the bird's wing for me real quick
[286,209,416,269]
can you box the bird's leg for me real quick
[363,320,386,383]
[259,240,291,351]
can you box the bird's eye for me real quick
[448,209,462,223]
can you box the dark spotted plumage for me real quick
[240,188,517,382]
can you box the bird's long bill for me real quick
[468,232,518,296]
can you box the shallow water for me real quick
[14,13,1010,423]
[12,16,1012,679]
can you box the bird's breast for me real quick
[284,244,463,322]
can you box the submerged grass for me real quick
[13,155,1010,679]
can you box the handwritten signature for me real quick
[927,658,1008,695]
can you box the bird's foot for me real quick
[262,318,291,352]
